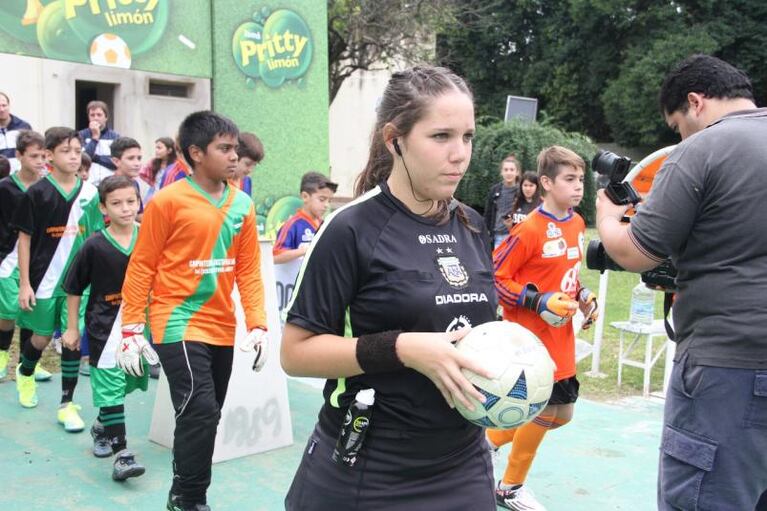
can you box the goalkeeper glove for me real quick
[577,287,599,330]
[239,328,268,372]
[117,323,159,377]
[520,284,578,327]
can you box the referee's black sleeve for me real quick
[287,212,359,336]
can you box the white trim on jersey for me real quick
[286,186,382,312]
[36,182,99,299]
[0,240,18,279]
[97,305,122,369]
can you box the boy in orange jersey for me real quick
[489,146,599,511]
[119,111,268,511]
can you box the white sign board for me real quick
[149,241,294,463]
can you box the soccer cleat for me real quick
[57,402,85,432]
[496,484,547,511]
[91,422,112,458]
[166,492,211,511]
[34,363,52,382]
[0,350,9,379]
[112,450,145,481]
[16,365,38,408]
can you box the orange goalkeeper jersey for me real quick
[493,207,585,380]
[122,177,266,345]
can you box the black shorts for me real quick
[548,376,579,405]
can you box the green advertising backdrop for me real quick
[212,1,329,239]
[0,0,212,77]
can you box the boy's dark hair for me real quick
[177,111,239,169]
[659,54,754,116]
[80,151,92,170]
[98,175,138,204]
[301,171,338,194]
[0,155,9,179]
[16,130,45,154]
[87,100,110,119]
[110,137,141,159]
[237,132,264,163]
[44,127,80,151]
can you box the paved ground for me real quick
[0,375,664,510]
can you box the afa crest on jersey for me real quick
[436,255,470,289]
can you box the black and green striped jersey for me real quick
[287,182,498,454]
[11,175,104,298]
[63,227,136,367]
[0,173,28,261]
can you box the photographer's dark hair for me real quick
[16,130,45,155]
[178,111,239,168]
[44,127,80,151]
[659,54,754,116]
[98,175,139,204]
[301,171,338,194]
[110,137,141,159]
[355,65,475,227]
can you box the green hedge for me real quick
[458,119,598,225]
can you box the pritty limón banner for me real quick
[0,0,212,77]
[213,1,329,240]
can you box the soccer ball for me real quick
[89,33,132,69]
[454,321,555,429]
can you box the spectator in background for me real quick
[503,171,541,230]
[0,92,33,173]
[77,152,92,182]
[231,132,264,196]
[78,100,120,185]
[139,136,178,202]
[0,155,9,179]
[484,154,521,249]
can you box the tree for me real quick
[327,0,501,103]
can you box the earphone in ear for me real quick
[393,138,402,156]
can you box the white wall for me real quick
[0,53,210,156]
[328,67,393,198]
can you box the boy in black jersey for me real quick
[0,130,52,382]
[62,175,147,481]
[13,127,104,430]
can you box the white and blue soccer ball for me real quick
[455,321,555,430]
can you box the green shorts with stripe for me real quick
[0,274,19,321]
[90,363,150,408]
[17,296,68,336]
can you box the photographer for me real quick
[596,54,767,510]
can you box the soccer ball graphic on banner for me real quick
[454,321,555,429]
[89,33,132,69]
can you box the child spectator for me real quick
[272,171,337,264]
[231,132,264,196]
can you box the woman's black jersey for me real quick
[287,182,498,454]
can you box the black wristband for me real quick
[356,330,404,374]
[520,284,541,311]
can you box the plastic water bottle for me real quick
[332,389,375,467]
[629,278,655,326]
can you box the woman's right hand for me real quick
[395,329,494,410]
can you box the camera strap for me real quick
[663,292,675,341]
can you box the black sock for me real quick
[19,329,32,353]
[99,405,127,453]
[0,329,12,351]
[20,342,42,377]
[60,346,80,403]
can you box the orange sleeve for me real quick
[122,200,171,325]
[235,204,267,331]
[493,223,535,311]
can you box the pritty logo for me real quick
[232,8,313,88]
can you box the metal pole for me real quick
[585,270,609,378]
